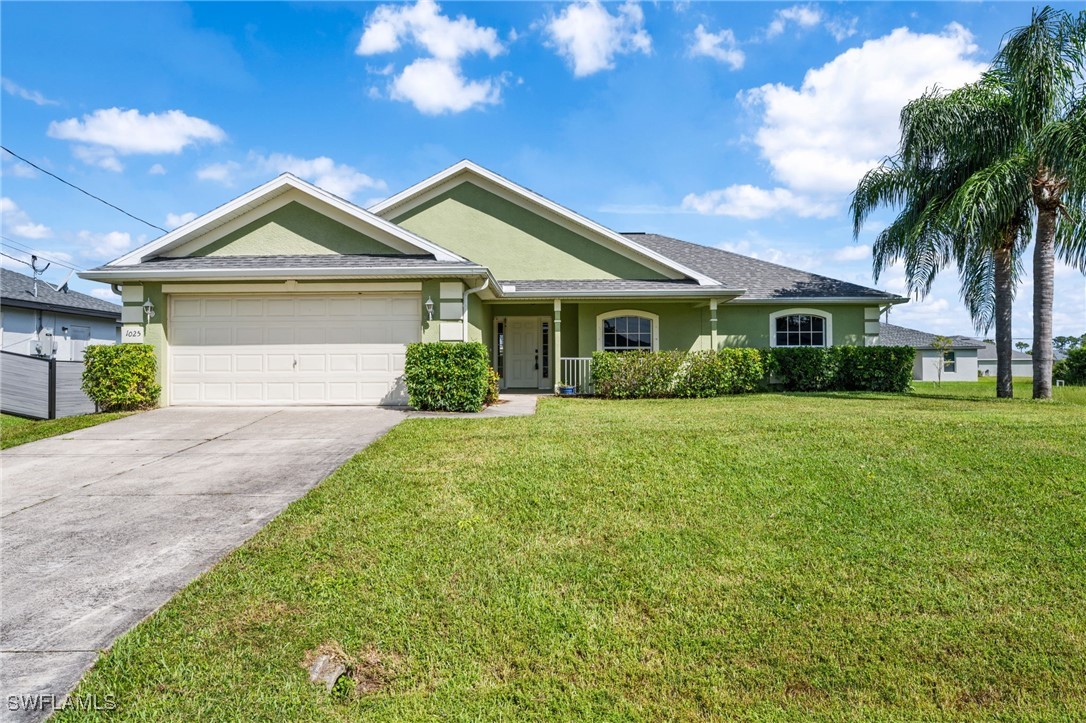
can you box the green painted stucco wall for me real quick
[189,202,403,257]
[575,302,711,356]
[391,182,668,281]
[718,304,866,348]
[120,282,168,404]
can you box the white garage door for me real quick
[169,294,420,405]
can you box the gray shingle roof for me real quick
[87,254,484,272]
[1,268,121,318]
[973,340,1033,361]
[625,233,900,301]
[877,323,984,350]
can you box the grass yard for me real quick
[0,411,131,449]
[59,394,1085,721]
[912,377,1086,405]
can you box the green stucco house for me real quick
[81,160,906,406]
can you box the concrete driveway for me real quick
[0,407,406,721]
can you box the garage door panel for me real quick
[169,293,419,405]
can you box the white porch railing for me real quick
[560,357,593,395]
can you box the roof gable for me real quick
[107,175,465,266]
[877,323,984,350]
[371,161,719,285]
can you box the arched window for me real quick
[597,310,659,352]
[769,309,832,347]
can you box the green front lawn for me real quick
[912,377,1086,405]
[60,394,1086,720]
[0,411,131,449]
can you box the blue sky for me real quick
[2,1,1083,338]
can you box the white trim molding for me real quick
[596,309,660,352]
[369,160,722,286]
[768,308,834,348]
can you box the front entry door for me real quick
[506,317,539,388]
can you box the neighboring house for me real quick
[976,340,1034,378]
[1,267,121,360]
[80,160,906,406]
[878,323,983,382]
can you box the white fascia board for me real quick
[79,265,488,282]
[494,288,745,299]
[729,295,909,305]
[370,160,722,287]
[108,174,466,266]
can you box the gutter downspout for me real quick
[111,284,123,296]
[462,277,489,342]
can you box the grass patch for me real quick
[911,377,1086,405]
[58,394,1086,720]
[0,411,131,449]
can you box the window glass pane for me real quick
[603,315,653,352]
[811,317,824,333]
[776,314,827,347]
[811,332,824,347]
[776,317,788,333]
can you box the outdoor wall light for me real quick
[143,299,156,322]
[425,296,434,321]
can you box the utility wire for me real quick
[1,145,168,233]
[1,250,32,267]
[0,235,84,272]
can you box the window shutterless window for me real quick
[602,315,653,352]
[774,314,826,347]
[943,351,956,372]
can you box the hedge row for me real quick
[82,344,161,411]
[766,345,915,392]
[404,342,496,412]
[590,345,915,399]
[1053,348,1086,385]
[591,348,764,399]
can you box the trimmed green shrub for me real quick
[484,366,501,406]
[1057,348,1086,385]
[82,344,161,411]
[766,347,839,392]
[404,342,489,412]
[766,345,914,393]
[591,348,764,399]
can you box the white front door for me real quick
[168,293,420,405]
[506,317,539,388]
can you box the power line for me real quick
[1,145,168,233]
[0,236,84,272]
[1,251,32,267]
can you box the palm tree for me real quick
[853,7,1086,400]
[992,7,1086,398]
[851,77,1032,399]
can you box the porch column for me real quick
[553,299,562,386]
[709,299,718,351]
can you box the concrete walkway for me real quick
[0,407,406,721]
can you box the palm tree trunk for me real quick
[1032,204,1057,400]
[994,238,1014,398]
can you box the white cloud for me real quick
[197,152,386,201]
[681,185,836,219]
[148,163,167,175]
[1,197,52,239]
[689,24,744,70]
[72,145,124,173]
[89,287,120,301]
[77,230,135,257]
[746,24,985,196]
[390,58,502,114]
[1,77,58,106]
[357,0,506,114]
[165,211,198,229]
[0,155,37,178]
[766,4,824,38]
[833,244,871,262]
[826,16,859,42]
[545,1,651,77]
[357,0,503,60]
[48,108,226,170]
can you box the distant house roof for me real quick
[878,323,984,350]
[973,340,1033,362]
[1,268,121,320]
[627,233,903,302]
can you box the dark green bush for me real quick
[1057,348,1086,385]
[591,348,764,399]
[766,345,914,393]
[404,342,490,412]
[484,366,501,406]
[82,344,161,411]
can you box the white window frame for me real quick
[769,308,833,348]
[596,309,660,352]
